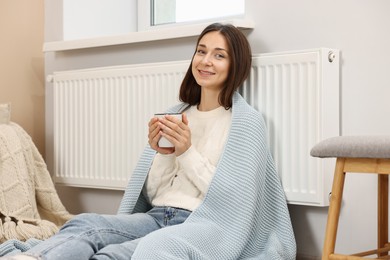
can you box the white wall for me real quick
[44,0,390,258]
[63,0,136,40]
[0,0,45,154]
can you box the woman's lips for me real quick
[198,69,215,76]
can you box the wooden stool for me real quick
[311,136,390,260]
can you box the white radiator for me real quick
[241,49,339,206]
[50,48,339,206]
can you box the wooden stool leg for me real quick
[323,158,346,260]
[378,174,388,257]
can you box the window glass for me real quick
[152,0,245,26]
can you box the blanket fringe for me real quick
[2,216,18,242]
[0,213,59,242]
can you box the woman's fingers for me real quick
[157,114,191,156]
[161,115,189,133]
[149,113,191,156]
[148,118,162,147]
[158,120,186,142]
[182,113,189,125]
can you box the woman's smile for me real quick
[197,69,215,76]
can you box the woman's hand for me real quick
[148,113,191,156]
[148,117,175,154]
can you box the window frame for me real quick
[137,0,152,31]
[43,0,252,52]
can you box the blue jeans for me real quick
[25,207,191,260]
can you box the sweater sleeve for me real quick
[176,145,216,195]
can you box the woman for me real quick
[3,23,296,260]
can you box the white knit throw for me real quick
[0,123,72,243]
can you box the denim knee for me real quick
[61,213,101,231]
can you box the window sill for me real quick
[43,19,255,52]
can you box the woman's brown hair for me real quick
[179,23,252,109]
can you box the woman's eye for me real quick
[216,54,225,59]
[197,49,205,55]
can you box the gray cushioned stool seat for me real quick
[310,135,390,159]
[312,136,390,259]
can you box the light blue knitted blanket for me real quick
[0,92,296,258]
[118,92,296,259]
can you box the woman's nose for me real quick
[201,54,212,65]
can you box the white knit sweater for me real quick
[145,105,232,211]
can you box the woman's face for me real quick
[191,31,230,92]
